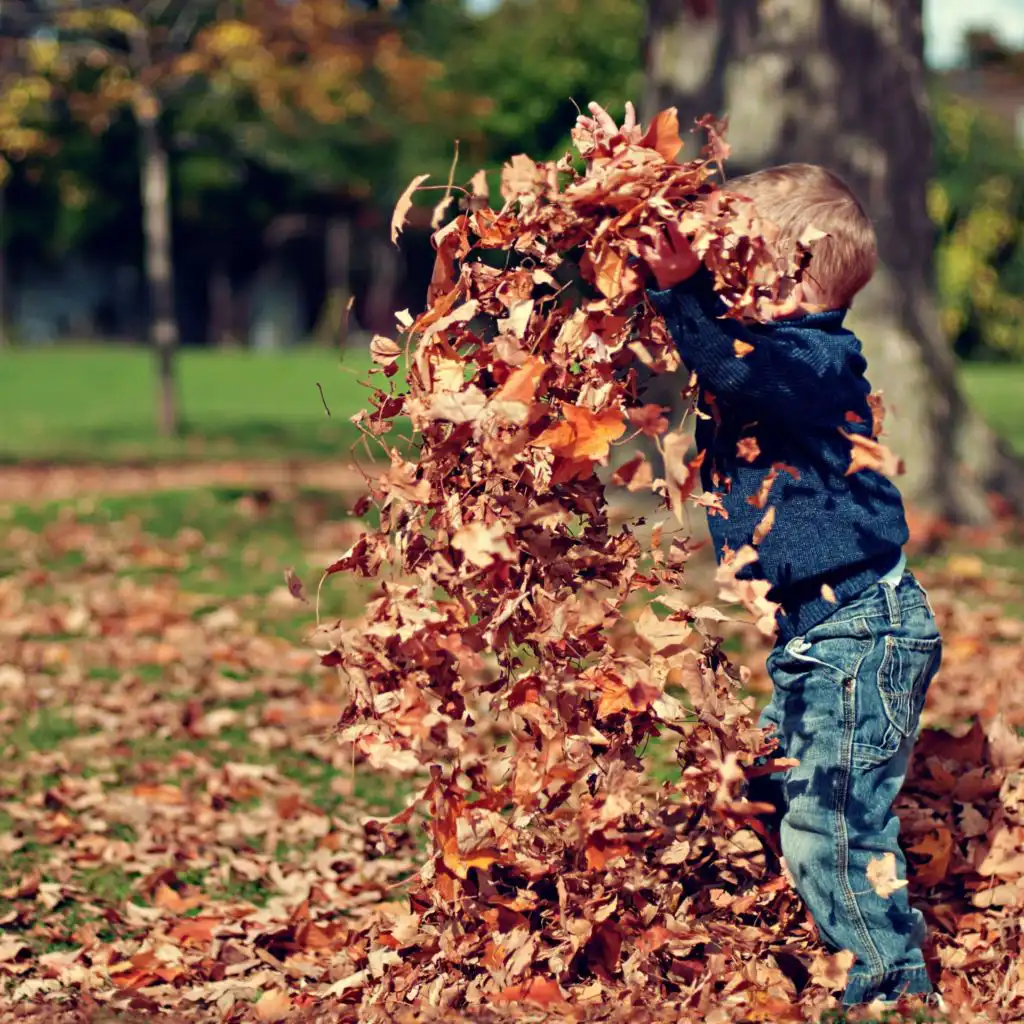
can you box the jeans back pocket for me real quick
[877,634,942,740]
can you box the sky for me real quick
[465,0,1024,69]
[925,0,1024,66]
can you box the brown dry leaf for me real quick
[733,339,754,358]
[866,852,908,898]
[451,521,515,568]
[255,988,293,1022]
[906,826,954,887]
[752,506,776,546]
[469,167,489,200]
[391,173,430,244]
[639,107,683,162]
[532,404,626,461]
[494,976,567,1008]
[808,949,855,992]
[612,454,654,492]
[491,355,546,405]
[130,784,186,806]
[840,430,904,478]
[370,334,402,368]
[627,404,671,437]
[663,432,704,524]
[867,390,887,437]
[284,567,308,603]
[736,436,761,463]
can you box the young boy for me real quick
[579,104,943,1008]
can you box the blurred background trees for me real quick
[644,0,1024,520]
[0,0,1021,460]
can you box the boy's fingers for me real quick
[587,101,619,137]
[664,221,689,249]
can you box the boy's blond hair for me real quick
[725,163,877,310]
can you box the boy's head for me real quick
[725,163,877,311]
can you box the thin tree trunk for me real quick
[135,70,179,437]
[320,214,352,347]
[364,231,399,336]
[645,0,1024,523]
[209,258,235,348]
[0,182,7,349]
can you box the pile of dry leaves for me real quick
[301,111,1024,1022]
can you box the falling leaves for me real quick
[867,852,909,899]
[840,430,905,478]
[736,436,761,463]
[391,172,430,244]
[451,521,515,568]
[752,506,776,545]
[662,432,705,524]
[284,567,307,603]
[639,107,683,162]
[532,403,627,462]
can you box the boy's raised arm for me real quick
[648,273,868,426]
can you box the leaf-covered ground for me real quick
[0,490,418,1021]
[0,489,1023,1021]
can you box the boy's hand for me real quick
[573,101,644,162]
[639,220,703,290]
[575,100,644,148]
[574,101,702,290]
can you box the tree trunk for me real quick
[364,231,400,336]
[644,0,1024,523]
[317,214,352,347]
[138,102,180,436]
[0,181,8,348]
[209,258,236,348]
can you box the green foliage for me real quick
[931,91,1024,359]
[2,1,1021,366]
[447,0,644,165]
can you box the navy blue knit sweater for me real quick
[648,270,908,641]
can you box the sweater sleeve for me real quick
[648,271,869,426]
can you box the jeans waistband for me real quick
[773,550,906,643]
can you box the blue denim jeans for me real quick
[756,569,942,1005]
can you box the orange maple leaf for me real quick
[494,976,566,1008]
[640,107,683,162]
[908,827,953,886]
[440,838,501,880]
[492,355,547,405]
[532,404,626,462]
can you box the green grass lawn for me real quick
[959,362,1024,453]
[0,344,1021,464]
[0,344,389,462]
